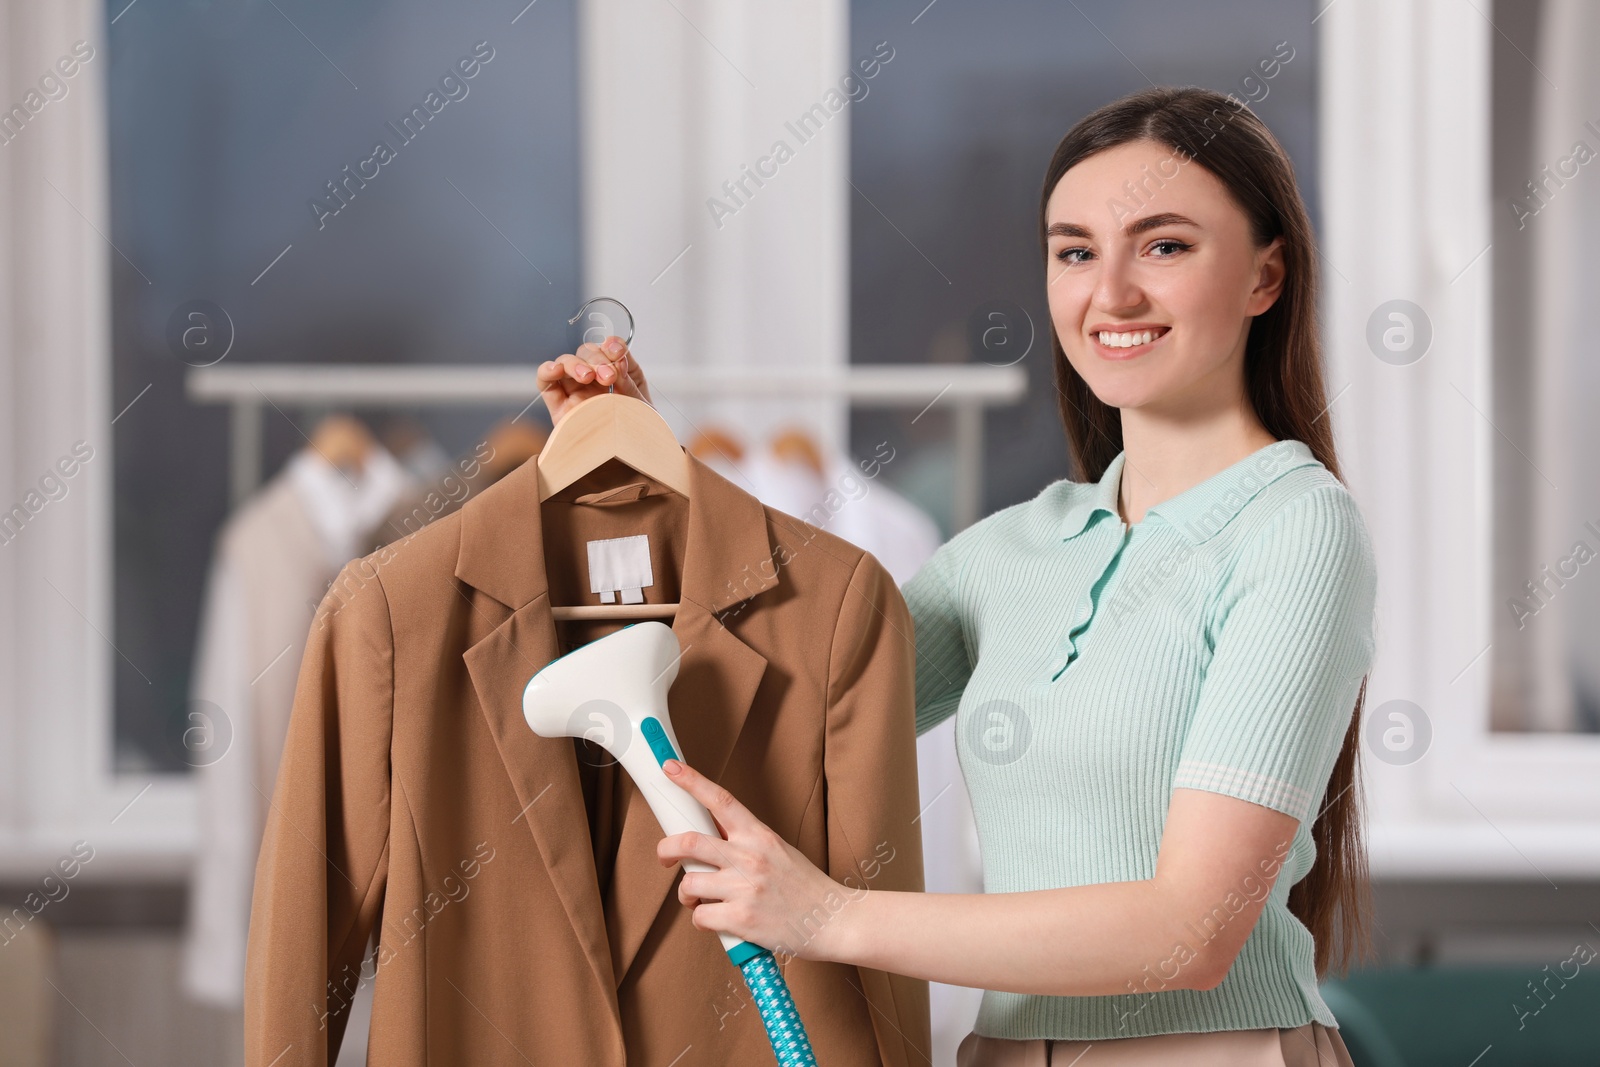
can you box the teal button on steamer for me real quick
[523,622,818,1066]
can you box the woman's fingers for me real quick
[536,354,594,401]
[663,759,761,837]
[536,350,607,426]
[657,829,744,871]
[677,869,733,908]
[574,342,620,386]
[603,338,652,405]
[538,337,652,427]
[655,758,783,919]
[582,338,651,403]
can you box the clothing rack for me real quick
[187,363,1027,530]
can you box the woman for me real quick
[537,86,1375,1066]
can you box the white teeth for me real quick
[1097,328,1163,348]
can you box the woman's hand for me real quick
[537,336,653,427]
[656,758,859,963]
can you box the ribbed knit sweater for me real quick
[902,438,1378,1040]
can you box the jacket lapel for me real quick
[457,458,621,1027]
[462,596,623,1009]
[455,449,781,996]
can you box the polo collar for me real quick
[1058,439,1319,545]
[1057,451,1126,541]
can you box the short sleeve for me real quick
[901,539,974,736]
[1173,485,1377,823]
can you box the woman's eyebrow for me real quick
[1046,212,1202,239]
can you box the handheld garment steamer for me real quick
[522,621,818,1066]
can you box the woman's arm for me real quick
[834,786,1297,996]
[659,760,1298,997]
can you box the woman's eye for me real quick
[1149,239,1190,256]
[1053,246,1091,264]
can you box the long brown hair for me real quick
[1037,86,1370,976]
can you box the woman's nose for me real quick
[1092,249,1145,312]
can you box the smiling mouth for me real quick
[1091,326,1169,353]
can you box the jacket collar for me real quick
[457,448,779,1033]
[1058,439,1319,545]
[455,446,780,614]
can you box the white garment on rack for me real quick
[182,446,409,1010]
[289,447,411,570]
[823,454,941,586]
[738,450,829,528]
[739,449,942,586]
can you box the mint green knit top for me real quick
[903,438,1377,1040]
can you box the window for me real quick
[1320,0,1600,875]
[105,0,582,771]
[1486,0,1600,734]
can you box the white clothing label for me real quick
[588,535,652,605]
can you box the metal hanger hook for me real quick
[567,296,635,348]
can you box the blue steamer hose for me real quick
[727,943,818,1065]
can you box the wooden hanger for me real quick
[769,425,824,477]
[308,413,375,476]
[687,425,746,464]
[538,390,690,621]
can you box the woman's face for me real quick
[1043,139,1284,418]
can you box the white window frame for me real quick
[1321,0,1600,881]
[0,1,191,881]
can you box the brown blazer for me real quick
[244,450,932,1066]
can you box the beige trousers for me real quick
[956,1021,1355,1066]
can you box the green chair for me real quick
[1320,980,1407,1067]
[1322,963,1600,1067]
